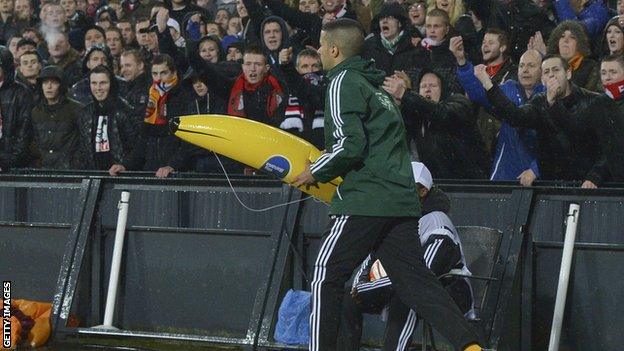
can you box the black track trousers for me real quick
[337,235,473,351]
[309,215,479,351]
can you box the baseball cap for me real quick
[411,162,433,190]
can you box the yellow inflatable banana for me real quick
[172,114,340,203]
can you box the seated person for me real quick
[338,162,474,351]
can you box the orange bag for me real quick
[10,300,52,348]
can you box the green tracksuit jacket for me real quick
[310,56,421,217]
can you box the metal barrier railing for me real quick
[2,173,624,350]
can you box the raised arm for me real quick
[553,0,608,37]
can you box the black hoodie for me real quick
[362,3,421,76]
[401,69,488,179]
[260,16,292,67]
[0,46,32,171]
[77,67,139,170]
[69,44,128,105]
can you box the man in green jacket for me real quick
[294,19,483,351]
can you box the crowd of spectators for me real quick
[0,0,623,186]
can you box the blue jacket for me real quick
[554,0,609,38]
[457,61,543,180]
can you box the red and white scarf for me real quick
[604,79,624,101]
[228,73,285,119]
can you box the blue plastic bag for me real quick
[274,289,311,345]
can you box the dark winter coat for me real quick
[280,62,326,148]
[125,72,151,120]
[188,51,287,128]
[70,45,129,105]
[485,84,624,184]
[0,48,32,171]
[413,41,463,94]
[28,65,84,169]
[47,48,83,87]
[78,97,139,170]
[70,76,129,105]
[571,57,601,92]
[124,76,211,172]
[259,0,357,48]
[553,0,608,39]
[31,97,84,169]
[362,4,419,76]
[473,0,556,62]
[14,71,39,100]
[401,70,487,179]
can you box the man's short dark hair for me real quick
[16,38,37,50]
[19,50,41,62]
[321,18,366,58]
[542,54,570,71]
[20,27,43,42]
[601,53,624,70]
[106,26,126,45]
[117,18,134,26]
[134,16,151,32]
[485,28,510,56]
[8,34,22,45]
[152,53,176,72]
[243,43,269,64]
[89,64,114,78]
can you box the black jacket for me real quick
[363,3,420,75]
[402,70,487,179]
[188,50,287,128]
[363,33,420,76]
[486,84,624,184]
[125,72,151,120]
[78,97,139,170]
[279,62,326,148]
[70,76,129,105]
[0,48,32,171]
[46,48,83,87]
[472,0,555,62]
[413,42,463,94]
[421,186,451,215]
[124,78,204,172]
[31,97,84,169]
[474,58,518,158]
[260,0,357,48]
[168,3,210,28]
[14,71,39,101]
[571,58,601,92]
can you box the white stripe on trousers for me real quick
[424,239,443,269]
[309,215,349,351]
[394,239,443,350]
[356,277,393,293]
[396,309,418,351]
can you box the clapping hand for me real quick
[527,31,546,56]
